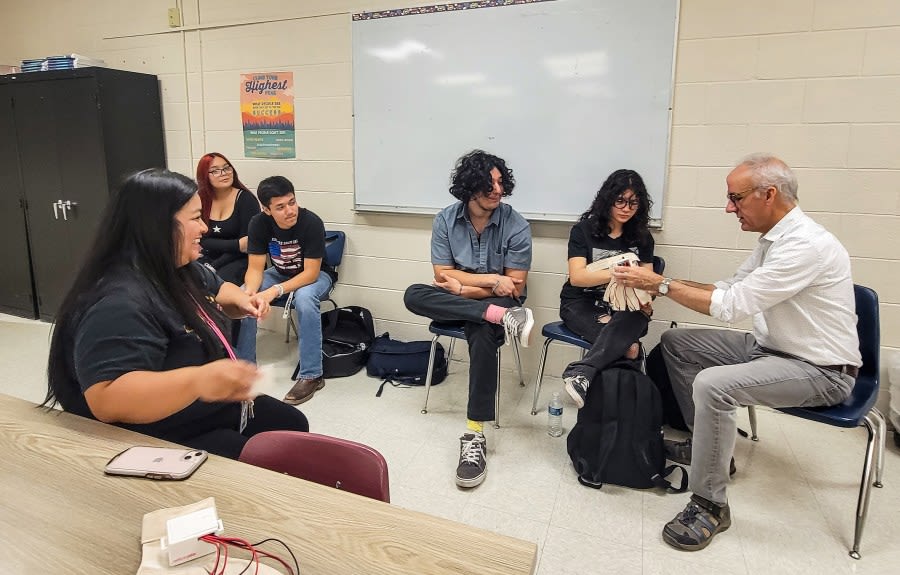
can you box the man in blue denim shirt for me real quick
[404,150,534,489]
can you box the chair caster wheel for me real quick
[530,410,537,416]
[421,409,428,414]
[849,551,861,560]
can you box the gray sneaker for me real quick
[564,374,590,409]
[455,432,487,488]
[502,306,534,348]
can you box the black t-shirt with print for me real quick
[247,208,335,281]
[72,262,233,436]
[559,218,654,302]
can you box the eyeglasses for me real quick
[614,197,640,210]
[726,186,765,205]
[208,165,233,177]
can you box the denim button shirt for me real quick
[431,201,532,280]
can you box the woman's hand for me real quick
[237,292,270,319]
[195,359,259,402]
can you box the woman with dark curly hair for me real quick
[559,169,655,408]
[196,152,260,285]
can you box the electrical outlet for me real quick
[168,7,181,28]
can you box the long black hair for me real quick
[580,169,653,245]
[44,169,229,412]
[448,150,515,203]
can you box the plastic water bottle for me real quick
[548,392,564,437]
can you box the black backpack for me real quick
[296,304,375,379]
[567,360,687,492]
[366,333,448,396]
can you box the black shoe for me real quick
[664,438,737,476]
[456,432,487,488]
[563,374,590,409]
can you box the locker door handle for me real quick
[63,200,78,220]
[52,201,60,220]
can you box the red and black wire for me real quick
[199,534,300,575]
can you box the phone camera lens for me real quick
[184,455,192,459]
[195,451,203,456]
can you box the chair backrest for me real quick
[239,431,390,503]
[854,284,879,383]
[324,230,346,268]
[652,256,665,275]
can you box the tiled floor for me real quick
[2,313,898,574]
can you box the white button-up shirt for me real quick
[709,207,861,367]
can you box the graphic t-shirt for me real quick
[559,218,654,302]
[247,208,334,281]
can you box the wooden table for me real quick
[0,394,537,574]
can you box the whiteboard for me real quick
[352,0,678,222]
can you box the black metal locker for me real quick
[0,68,165,320]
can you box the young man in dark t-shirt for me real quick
[234,176,335,405]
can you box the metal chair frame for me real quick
[746,284,885,559]
[421,321,524,429]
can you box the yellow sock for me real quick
[466,419,484,434]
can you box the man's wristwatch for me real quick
[658,277,672,296]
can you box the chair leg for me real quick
[284,310,292,343]
[748,405,759,441]
[871,407,887,488]
[531,337,552,415]
[512,337,525,387]
[494,349,501,429]
[849,412,881,559]
[421,335,441,414]
[448,339,456,362]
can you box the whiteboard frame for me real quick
[351,0,680,226]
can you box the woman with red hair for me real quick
[196,153,260,285]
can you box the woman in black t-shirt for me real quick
[43,169,309,459]
[559,169,655,409]
[196,152,260,285]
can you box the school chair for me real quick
[239,430,390,503]
[530,256,665,415]
[273,230,346,342]
[421,321,524,429]
[746,284,885,559]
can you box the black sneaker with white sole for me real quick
[563,374,590,409]
[455,432,487,488]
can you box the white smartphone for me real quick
[104,446,208,480]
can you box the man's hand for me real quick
[492,274,523,298]
[611,264,663,295]
[434,273,463,296]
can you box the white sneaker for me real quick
[501,306,534,348]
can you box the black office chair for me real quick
[530,256,665,415]
[746,284,885,559]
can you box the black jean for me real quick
[560,297,649,382]
[404,283,518,422]
[156,395,310,460]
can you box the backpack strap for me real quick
[630,370,688,493]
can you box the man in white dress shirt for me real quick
[611,153,860,551]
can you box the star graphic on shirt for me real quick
[212,226,221,233]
